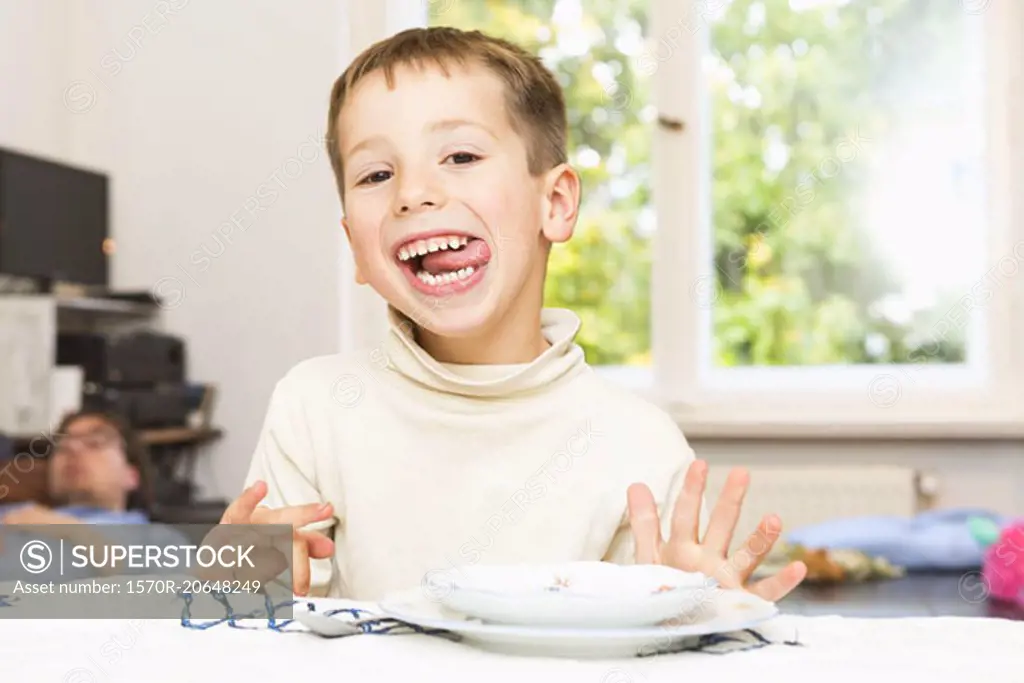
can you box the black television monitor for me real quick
[0,148,109,287]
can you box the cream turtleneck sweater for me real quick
[244,307,704,599]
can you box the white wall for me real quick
[69,0,349,497]
[0,2,72,159]
[2,1,1022,515]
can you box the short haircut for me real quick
[325,26,568,200]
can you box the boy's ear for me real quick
[341,218,369,285]
[540,163,580,244]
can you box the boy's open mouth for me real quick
[395,233,491,292]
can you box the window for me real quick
[358,0,1024,430]
[653,0,1023,428]
[705,0,984,374]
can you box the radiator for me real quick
[702,465,929,545]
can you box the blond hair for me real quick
[325,26,568,200]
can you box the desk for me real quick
[786,571,1024,620]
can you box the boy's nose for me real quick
[393,175,444,216]
[399,199,437,213]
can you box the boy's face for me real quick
[337,61,576,337]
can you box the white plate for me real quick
[427,561,713,628]
[380,586,779,659]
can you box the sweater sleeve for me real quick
[602,419,709,565]
[244,376,337,596]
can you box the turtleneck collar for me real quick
[382,306,589,398]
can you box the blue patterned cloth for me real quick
[168,593,804,656]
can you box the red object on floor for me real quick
[982,522,1024,607]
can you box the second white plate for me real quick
[380,586,780,659]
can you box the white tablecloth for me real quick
[3,599,1021,682]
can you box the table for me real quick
[3,576,1022,682]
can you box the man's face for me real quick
[337,61,553,337]
[48,416,138,509]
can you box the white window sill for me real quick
[593,365,1024,442]
[673,419,1024,442]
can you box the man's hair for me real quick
[325,26,568,200]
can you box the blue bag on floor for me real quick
[784,508,1007,571]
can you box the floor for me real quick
[785,571,1024,620]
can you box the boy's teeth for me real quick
[398,235,473,261]
[416,266,475,286]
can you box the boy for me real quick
[220,26,807,602]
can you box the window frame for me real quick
[649,0,1024,432]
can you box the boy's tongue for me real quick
[419,238,491,275]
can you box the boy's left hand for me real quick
[627,459,807,602]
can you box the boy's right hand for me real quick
[214,480,335,596]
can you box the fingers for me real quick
[220,481,268,524]
[627,483,662,564]
[300,530,336,560]
[210,486,333,594]
[236,545,290,584]
[278,516,334,597]
[731,513,783,584]
[746,561,807,603]
[292,533,311,597]
[701,467,749,556]
[252,502,334,530]
[291,531,333,596]
[668,459,707,546]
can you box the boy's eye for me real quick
[358,170,392,185]
[445,152,480,165]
